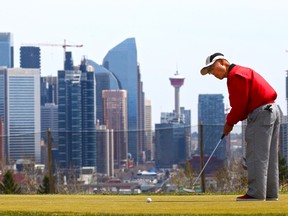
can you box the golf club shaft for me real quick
[193,134,225,186]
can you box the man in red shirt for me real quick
[200,53,280,201]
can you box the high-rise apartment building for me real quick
[4,68,41,163]
[0,32,13,68]
[103,38,144,164]
[198,94,226,160]
[58,53,96,171]
[20,46,40,69]
[102,90,128,169]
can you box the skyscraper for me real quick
[144,99,153,161]
[103,38,142,163]
[279,106,288,164]
[0,32,13,68]
[155,106,191,168]
[0,117,4,169]
[155,71,190,168]
[0,67,7,161]
[0,67,5,120]
[155,123,187,168]
[58,53,96,171]
[102,90,128,169]
[79,58,97,168]
[58,69,82,170]
[87,60,121,125]
[5,68,41,163]
[198,94,226,160]
[41,103,58,148]
[96,123,114,176]
[137,66,145,163]
[40,76,58,105]
[20,46,40,69]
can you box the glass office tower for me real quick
[155,123,187,168]
[58,69,82,170]
[6,68,41,163]
[87,60,120,125]
[198,94,226,160]
[102,90,128,169]
[0,67,6,161]
[144,99,153,161]
[0,67,5,120]
[20,46,41,69]
[79,58,97,167]
[58,53,96,171]
[103,38,139,163]
[0,32,13,68]
[41,103,58,148]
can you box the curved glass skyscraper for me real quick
[103,38,139,163]
[88,60,120,125]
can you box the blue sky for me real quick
[2,0,288,129]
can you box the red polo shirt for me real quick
[226,65,277,126]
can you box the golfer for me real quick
[200,53,280,201]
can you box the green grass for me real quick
[0,194,287,215]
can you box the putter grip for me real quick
[221,134,225,139]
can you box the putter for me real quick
[192,134,225,187]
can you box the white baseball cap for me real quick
[200,53,226,75]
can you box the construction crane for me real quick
[22,39,83,51]
[22,39,83,69]
[22,39,83,55]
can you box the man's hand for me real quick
[223,123,233,136]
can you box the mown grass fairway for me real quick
[0,194,288,215]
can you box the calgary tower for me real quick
[169,70,185,122]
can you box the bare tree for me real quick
[213,157,247,192]
[18,159,44,194]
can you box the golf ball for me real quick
[146,197,152,203]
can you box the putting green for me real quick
[0,194,287,215]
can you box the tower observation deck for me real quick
[169,71,185,122]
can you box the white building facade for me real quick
[6,68,41,163]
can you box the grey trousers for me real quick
[245,103,280,199]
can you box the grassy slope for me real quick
[0,194,287,215]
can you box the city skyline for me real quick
[2,0,288,129]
